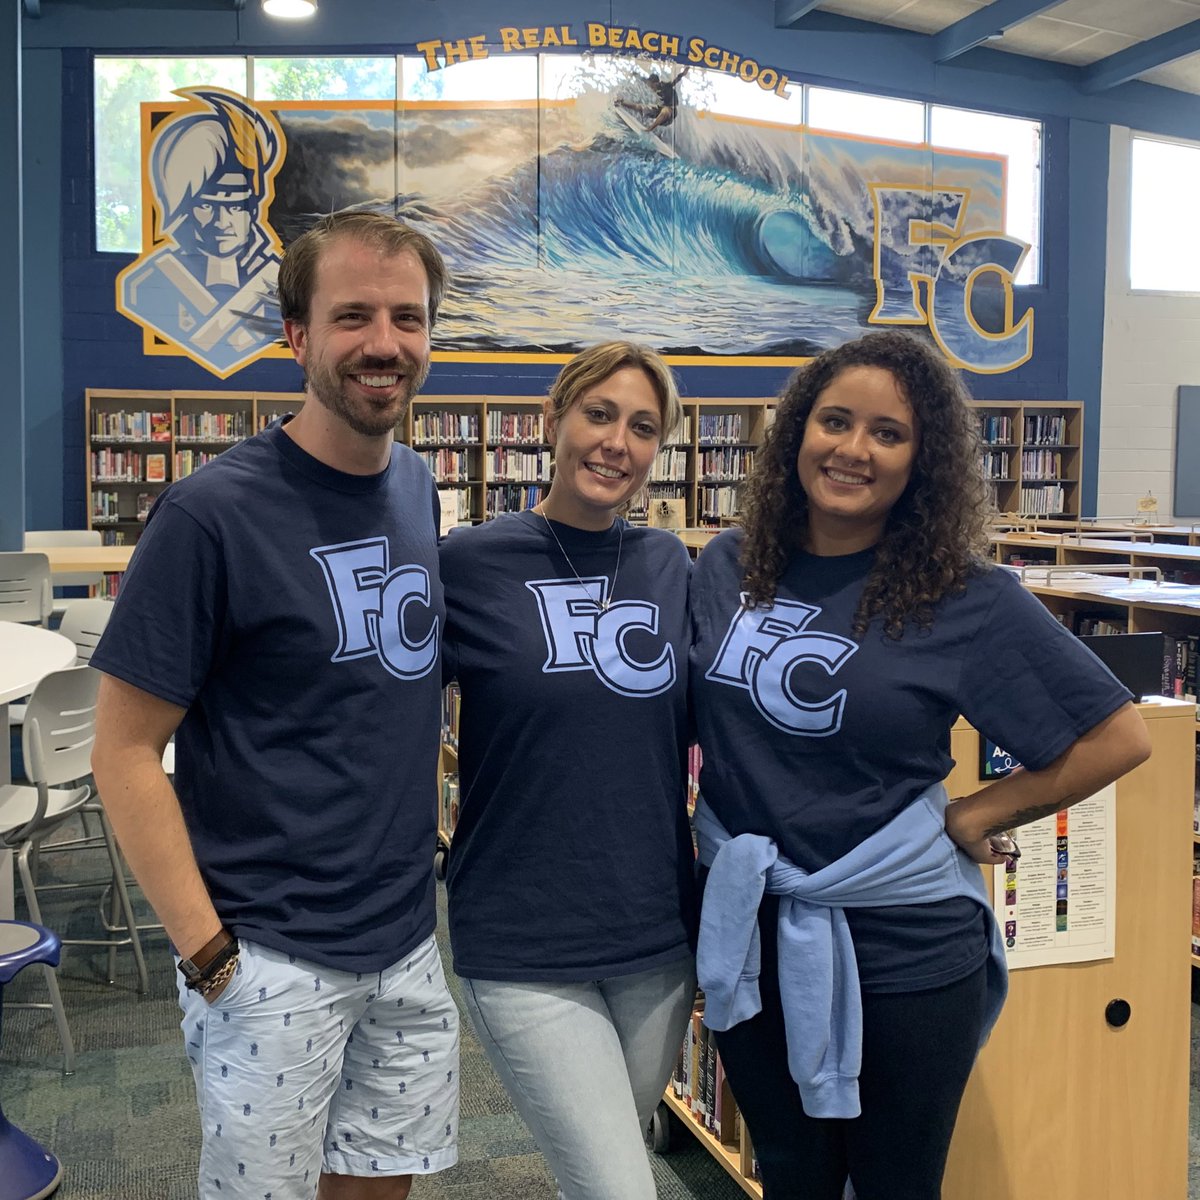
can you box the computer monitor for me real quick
[1076,632,1164,700]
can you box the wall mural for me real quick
[115,37,1035,378]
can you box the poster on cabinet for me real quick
[991,783,1117,969]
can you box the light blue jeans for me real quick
[462,955,696,1200]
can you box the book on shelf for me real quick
[145,453,167,482]
[151,412,171,441]
[1192,851,1200,957]
[136,491,155,522]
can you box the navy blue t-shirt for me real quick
[690,529,1132,992]
[439,510,697,982]
[92,420,445,973]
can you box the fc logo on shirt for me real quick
[311,538,438,680]
[706,596,857,735]
[525,578,675,697]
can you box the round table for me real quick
[0,623,77,710]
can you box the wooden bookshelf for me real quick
[85,389,1087,570]
[977,401,1083,519]
[661,1091,759,1198]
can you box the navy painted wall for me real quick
[21,1,1200,525]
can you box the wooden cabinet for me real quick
[943,701,1193,1200]
[664,702,1193,1199]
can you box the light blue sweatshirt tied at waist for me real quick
[694,785,1009,1120]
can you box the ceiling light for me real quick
[262,0,317,18]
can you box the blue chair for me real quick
[0,920,63,1199]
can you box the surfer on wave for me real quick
[615,63,691,132]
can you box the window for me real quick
[930,106,1042,286]
[94,57,248,253]
[1130,135,1200,292]
[252,57,397,102]
[93,55,1044,288]
[807,86,924,144]
[401,53,538,102]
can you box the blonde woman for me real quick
[439,342,697,1200]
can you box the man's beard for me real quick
[307,355,431,438]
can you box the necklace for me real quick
[538,509,624,612]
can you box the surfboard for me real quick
[613,103,677,159]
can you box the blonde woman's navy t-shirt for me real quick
[689,529,1131,992]
[440,510,697,982]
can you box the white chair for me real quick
[0,665,149,1074]
[24,530,104,619]
[0,552,52,627]
[57,598,115,664]
[8,597,115,727]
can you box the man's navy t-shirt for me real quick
[92,420,445,973]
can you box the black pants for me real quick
[712,896,988,1200]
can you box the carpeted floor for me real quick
[3,832,1200,1198]
[0,836,744,1199]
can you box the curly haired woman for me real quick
[688,329,1149,1200]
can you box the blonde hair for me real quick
[547,342,683,441]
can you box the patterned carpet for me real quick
[0,836,745,1199]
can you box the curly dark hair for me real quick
[739,329,992,638]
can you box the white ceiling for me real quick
[810,0,1200,95]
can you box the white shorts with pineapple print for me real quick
[177,932,459,1199]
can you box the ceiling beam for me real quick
[934,0,1063,63]
[775,0,823,29]
[22,0,41,16]
[1082,17,1200,92]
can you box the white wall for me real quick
[1097,126,1200,519]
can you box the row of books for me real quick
[91,450,167,482]
[980,451,1011,481]
[484,485,545,516]
[672,1001,749,1166]
[418,449,473,482]
[437,486,473,521]
[651,448,689,482]
[90,409,171,442]
[699,448,754,481]
[441,774,460,841]
[698,485,742,522]
[176,450,224,478]
[977,414,1014,445]
[486,411,544,443]
[412,412,480,444]
[1021,449,1065,481]
[489,450,552,481]
[1192,847,1200,959]
[176,411,250,441]
[1163,633,1199,702]
[442,683,461,749]
[90,490,156,524]
[697,413,744,444]
[1023,414,1071,445]
[1018,484,1066,515]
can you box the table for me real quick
[42,545,135,576]
[0,624,77,918]
[677,528,719,556]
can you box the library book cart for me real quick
[655,699,1195,1199]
